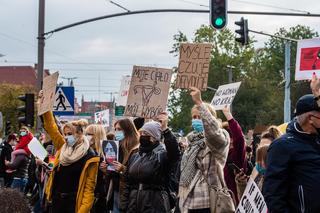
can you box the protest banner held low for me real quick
[38,72,59,115]
[102,140,119,171]
[124,65,172,119]
[211,82,241,110]
[28,137,48,161]
[295,37,320,80]
[175,43,212,91]
[236,178,268,213]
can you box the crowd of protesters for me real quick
[1,74,320,213]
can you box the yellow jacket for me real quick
[43,111,99,213]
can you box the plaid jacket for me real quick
[179,104,230,211]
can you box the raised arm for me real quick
[157,112,180,162]
[38,90,65,151]
[223,105,246,169]
[42,111,65,151]
[189,87,229,151]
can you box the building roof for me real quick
[0,66,50,86]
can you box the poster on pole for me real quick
[211,82,241,110]
[28,137,48,161]
[102,140,119,171]
[124,66,173,118]
[94,109,110,127]
[175,43,212,91]
[236,178,268,213]
[116,75,131,106]
[38,72,59,115]
[295,37,320,80]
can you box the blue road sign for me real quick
[53,86,75,116]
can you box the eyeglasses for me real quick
[65,132,73,136]
[86,133,94,136]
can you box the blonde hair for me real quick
[85,124,106,155]
[62,119,89,136]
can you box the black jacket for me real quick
[0,141,13,176]
[7,153,30,179]
[263,121,320,213]
[120,129,180,213]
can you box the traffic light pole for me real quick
[42,9,320,36]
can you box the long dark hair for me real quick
[114,118,139,165]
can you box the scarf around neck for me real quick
[180,131,205,187]
[59,136,90,166]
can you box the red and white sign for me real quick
[295,37,320,80]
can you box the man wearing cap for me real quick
[263,76,320,212]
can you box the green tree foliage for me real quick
[168,24,319,133]
[0,84,35,137]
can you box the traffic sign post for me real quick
[53,86,75,116]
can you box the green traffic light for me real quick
[215,17,224,26]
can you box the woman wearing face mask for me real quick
[235,144,269,199]
[5,127,32,192]
[40,104,100,213]
[104,118,139,213]
[120,112,180,213]
[85,124,108,213]
[179,87,232,213]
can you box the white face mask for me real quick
[65,135,76,147]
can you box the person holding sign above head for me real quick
[263,74,320,213]
[38,91,100,213]
[179,87,234,213]
[221,105,247,205]
[120,113,180,213]
[104,118,139,213]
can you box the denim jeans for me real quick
[11,177,28,192]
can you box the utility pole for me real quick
[284,42,291,123]
[226,65,235,112]
[226,65,234,83]
[36,0,45,131]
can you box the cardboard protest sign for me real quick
[116,75,131,106]
[236,178,268,213]
[38,72,59,115]
[124,66,172,118]
[102,140,119,171]
[175,43,212,91]
[295,37,320,80]
[211,82,241,110]
[94,109,110,127]
[28,137,48,161]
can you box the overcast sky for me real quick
[0,0,319,103]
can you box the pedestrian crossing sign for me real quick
[53,86,75,116]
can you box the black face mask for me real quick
[140,135,152,147]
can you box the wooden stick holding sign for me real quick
[124,66,172,119]
[175,43,212,91]
[38,72,59,115]
[211,82,241,110]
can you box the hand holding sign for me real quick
[311,72,320,97]
[222,105,233,121]
[157,112,169,131]
[190,87,203,106]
